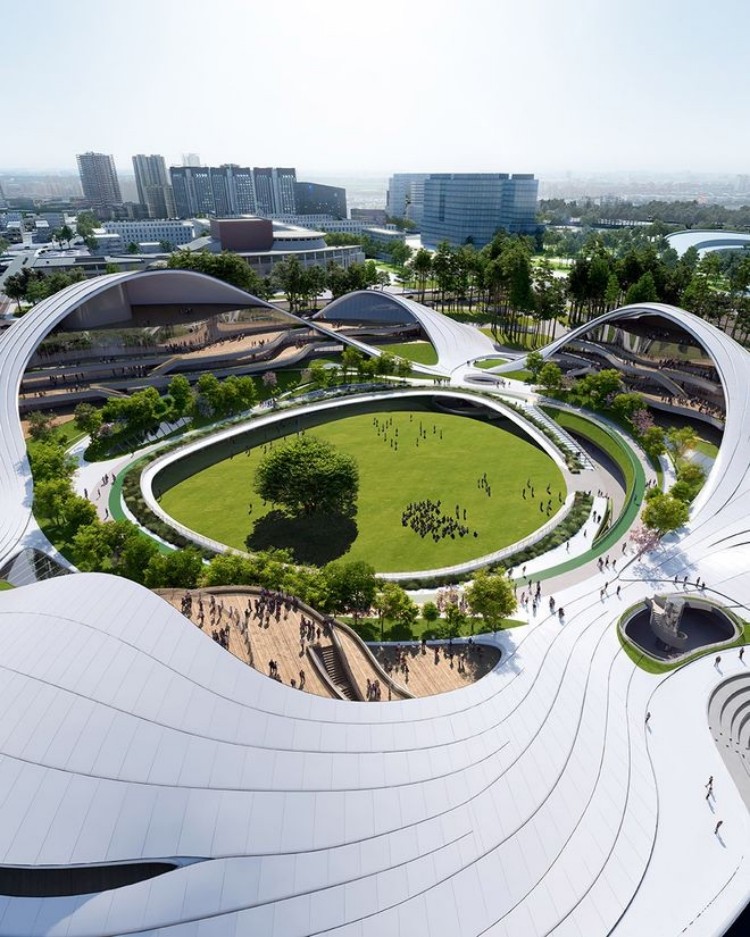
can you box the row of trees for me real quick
[270,255,389,311]
[166,249,395,313]
[540,197,750,230]
[4,267,86,313]
[70,346,414,462]
[565,240,702,323]
[27,428,206,588]
[323,232,413,267]
[75,372,262,459]
[201,551,515,639]
[387,235,567,346]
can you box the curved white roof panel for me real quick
[666,229,750,257]
[314,290,496,374]
[0,269,306,569]
[0,285,749,933]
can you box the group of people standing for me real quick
[371,413,445,454]
[521,478,563,517]
[401,498,478,542]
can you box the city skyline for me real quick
[3,0,750,175]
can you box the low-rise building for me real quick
[185,217,365,276]
[102,219,195,248]
[89,231,124,254]
[351,208,388,225]
[31,221,52,244]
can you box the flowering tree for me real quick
[262,370,278,399]
[631,407,654,436]
[630,525,662,557]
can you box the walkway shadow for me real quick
[246,509,357,565]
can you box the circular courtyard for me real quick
[157,405,567,572]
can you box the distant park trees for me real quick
[167,248,269,296]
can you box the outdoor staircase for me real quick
[708,673,750,808]
[148,355,183,376]
[88,383,129,399]
[313,645,357,700]
[517,402,595,470]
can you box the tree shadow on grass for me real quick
[245,509,358,565]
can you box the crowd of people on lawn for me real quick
[401,498,478,541]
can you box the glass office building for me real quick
[421,173,538,248]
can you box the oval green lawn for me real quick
[159,410,566,572]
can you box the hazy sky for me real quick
[2,0,748,175]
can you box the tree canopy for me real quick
[322,559,378,622]
[642,492,690,535]
[465,569,516,631]
[254,435,359,517]
[166,249,266,295]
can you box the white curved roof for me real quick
[0,269,340,569]
[666,229,750,257]
[314,290,496,374]
[0,289,749,933]
[541,302,739,524]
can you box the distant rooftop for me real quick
[666,229,750,257]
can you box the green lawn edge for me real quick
[511,408,646,582]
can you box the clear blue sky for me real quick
[1,0,747,174]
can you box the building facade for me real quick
[132,154,176,219]
[76,152,122,215]
[351,207,388,225]
[387,173,429,225]
[170,166,296,218]
[253,168,297,215]
[294,181,346,218]
[210,165,257,216]
[102,220,195,248]
[421,172,538,248]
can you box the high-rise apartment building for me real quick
[132,154,176,219]
[171,167,213,218]
[421,173,538,248]
[182,153,201,167]
[169,165,296,217]
[252,168,275,216]
[210,165,257,216]
[253,168,297,215]
[387,173,429,225]
[76,152,122,215]
[273,168,297,214]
